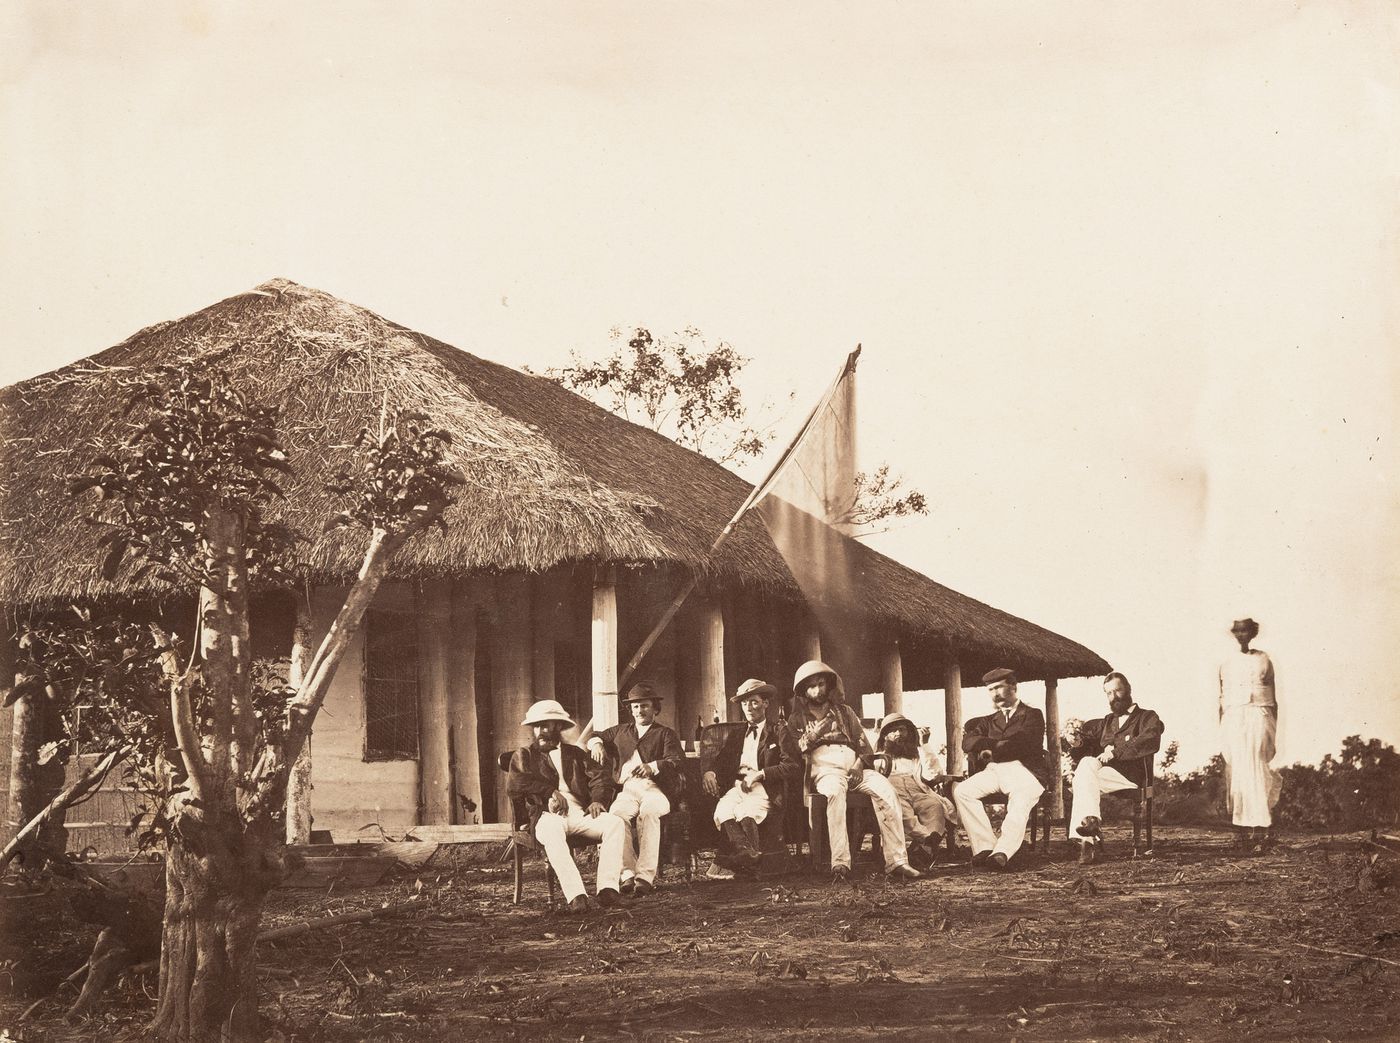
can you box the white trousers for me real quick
[534,806,625,902]
[809,745,908,871]
[1068,758,1137,843]
[609,777,671,884]
[714,780,770,826]
[953,760,1045,860]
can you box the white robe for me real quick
[1219,648,1281,827]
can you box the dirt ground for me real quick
[3,827,1399,1041]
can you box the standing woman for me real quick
[1218,617,1282,854]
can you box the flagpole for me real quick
[606,345,861,706]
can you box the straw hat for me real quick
[730,678,778,703]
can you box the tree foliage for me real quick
[547,327,928,532]
[547,326,776,465]
[6,367,459,1038]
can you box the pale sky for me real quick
[2,2,1397,770]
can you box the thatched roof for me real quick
[0,279,1108,683]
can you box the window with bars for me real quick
[364,610,420,760]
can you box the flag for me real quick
[752,348,874,696]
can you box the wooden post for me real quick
[531,572,558,702]
[591,567,619,730]
[448,581,481,824]
[415,580,454,826]
[697,596,726,725]
[492,573,534,822]
[943,661,964,775]
[284,598,315,844]
[880,640,903,716]
[1044,677,1063,821]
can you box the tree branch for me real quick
[0,747,128,871]
[249,526,406,799]
[150,625,209,806]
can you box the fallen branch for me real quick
[942,939,1061,965]
[258,898,423,942]
[1292,941,1400,969]
[1,748,127,872]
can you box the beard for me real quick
[1109,697,1132,716]
[534,733,561,751]
[884,733,918,758]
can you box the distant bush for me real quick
[1137,735,1400,832]
[1274,736,1400,831]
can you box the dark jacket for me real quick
[962,702,1049,785]
[592,721,686,800]
[506,742,613,821]
[708,719,802,795]
[1069,706,1164,787]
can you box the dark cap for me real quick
[982,667,1017,686]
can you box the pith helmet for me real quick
[877,712,915,742]
[792,660,839,692]
[521,699,576,728]
[731,678,778,703]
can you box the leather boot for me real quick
[738,818,762,863]
[719,821,749,867]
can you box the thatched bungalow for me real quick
[0,280,1108,843]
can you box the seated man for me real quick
[587,682,684,895]
[702,678,802,875]
[786,660,921,883]
[952,668,1047,871]
[1066,670,1164,864]
[876,712,959,869]
[506,699,624,912]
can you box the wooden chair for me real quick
[980,791,1050,854]
[1063,755,1155,856]
[498,743,694,906]
[697,723,799,875]
[497,751,598,907]
[944,774,1051,856]
[807,789,881,870]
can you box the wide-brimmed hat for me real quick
[622,682,662,704]
[522,699,576,728]
[877,712,916,741]
[730,678,778,703]
[792,660,839,692]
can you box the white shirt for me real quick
[619,722,654,781]
[740,722,764,773]
[1113,704,1138,732]
[548,747,584,813]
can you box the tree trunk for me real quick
[7,690,69,868]
[151,825,281,1042]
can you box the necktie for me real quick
[746,724,759,739]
